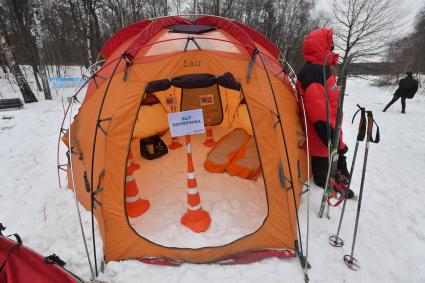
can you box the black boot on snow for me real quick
[337,155,350,179]
[346,188,355,199]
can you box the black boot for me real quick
[337,154,350,179]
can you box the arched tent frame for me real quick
[56,14,310,280]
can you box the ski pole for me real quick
[318,54,355,218]
[329,104,366,247]
[343,110,380,270]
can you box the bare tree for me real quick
[0,32,38,103]
[332,0,404,92]
[0,0,323,76]
[408,5,425,75]
[31,0,52,100]
[385,4,425,85]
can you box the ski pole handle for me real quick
[370,115,380,144]
[366,111,374,141]
[366,111,373,141]
[352,105,366,142]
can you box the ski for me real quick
[318,54,354,218]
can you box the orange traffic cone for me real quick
[128,149,140,171]
[169,136,183,149]
[203,112,216,147]
[125,160,150,218]
[181,135,211,233]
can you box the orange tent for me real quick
[59,15,308,267]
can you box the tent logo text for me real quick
[183,59,201,68]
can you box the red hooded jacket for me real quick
[296,28,346,157]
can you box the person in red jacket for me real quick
[296,28,354,199]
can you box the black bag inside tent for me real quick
[140,135,168,160]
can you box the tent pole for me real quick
[89,55,125,277]
[68,94,95,280]
[257,53,307,271]
[56,60,105,190]
[299,95,312,280]
[60,60,107,281]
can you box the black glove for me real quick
[314,121,348,154]
[338,146,348,155]
[314,121,334,146]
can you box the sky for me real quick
[316,0,425,34]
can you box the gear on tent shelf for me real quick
[140,135,168,160]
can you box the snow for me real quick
[1,70,425,282]
[129,129,267,248]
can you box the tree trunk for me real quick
[1,64,7,75]
[32,65,43,91]
[88,2,101,61]
[32,1,52,100]
[67,0,90,67]
[0,52,8,74]
[82,1,94,66]
[0,33,38,103]
[83,0,102,65]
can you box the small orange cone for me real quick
[169,136,183,149]
[126,158,149,218]
[203,113,216,147]
[127,150,140,171]
[181,135,211,233]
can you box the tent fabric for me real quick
[133,103,169,139]
[0,236,80,283]
[64,15,307,264]
[100,20,151,59]
[126,16,193,59]
[194,16,257,55]
[181,84,223,125]
[231,104,253,135]
[67,51,306,263]
[234,22,280,59]
[84,16,282,104]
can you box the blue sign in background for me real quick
[49,77,85,89]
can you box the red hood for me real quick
[302,28,339,66]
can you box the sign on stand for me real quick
[168,109,205,137]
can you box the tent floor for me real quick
[129,128,268,249]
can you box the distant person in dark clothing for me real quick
[296,28,354,199]
[383,72,419,113]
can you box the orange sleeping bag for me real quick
[204,128,250,173]
[204,128,261,180]
[226,137,261,180]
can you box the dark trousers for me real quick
[311,155,349,187]
[383,94,406,113]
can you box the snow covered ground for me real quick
[129,129,267,249]
[1,71,425,283]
